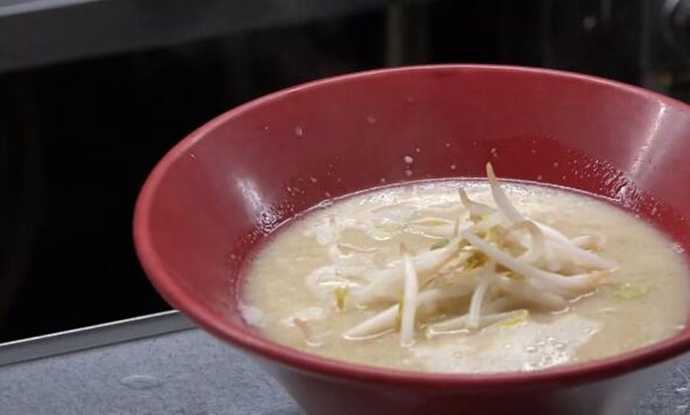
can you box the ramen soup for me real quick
[241,164,689,373]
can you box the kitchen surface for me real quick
[4,328,690,415]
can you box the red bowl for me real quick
[134,65,690,414]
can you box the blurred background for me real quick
[1,0,689,343]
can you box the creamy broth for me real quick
[241,180,689,373]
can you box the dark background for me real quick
[1,0,690,343]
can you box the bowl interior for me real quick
[134,65,690,382]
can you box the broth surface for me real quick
[242,181,689,373]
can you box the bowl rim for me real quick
[134,64,690,388]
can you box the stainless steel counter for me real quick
[0,326,299,414]
[0,318,689,414]
[0,0,410,73]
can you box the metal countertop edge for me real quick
[0,0,99,16]
[0,310,195,367]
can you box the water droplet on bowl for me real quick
[553,161,559,168]
[310,177,318,183]
[415,147,421,153]
[404,156,414,164]
[380,178,387,184]
[450,164,456,171]
[404,169,413,177]
[366,115,377,124]
[188,153,197,159]
[445,143,451,148]
[294,126,304,137]
[120,375,163,390]
[537,175,543,180]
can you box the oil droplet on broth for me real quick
[295,126,304,137]
[366,115,377,124]
[405,169,413,177]
[310,177,318,183]
[404,156,414,164]
[450,164,457,171]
